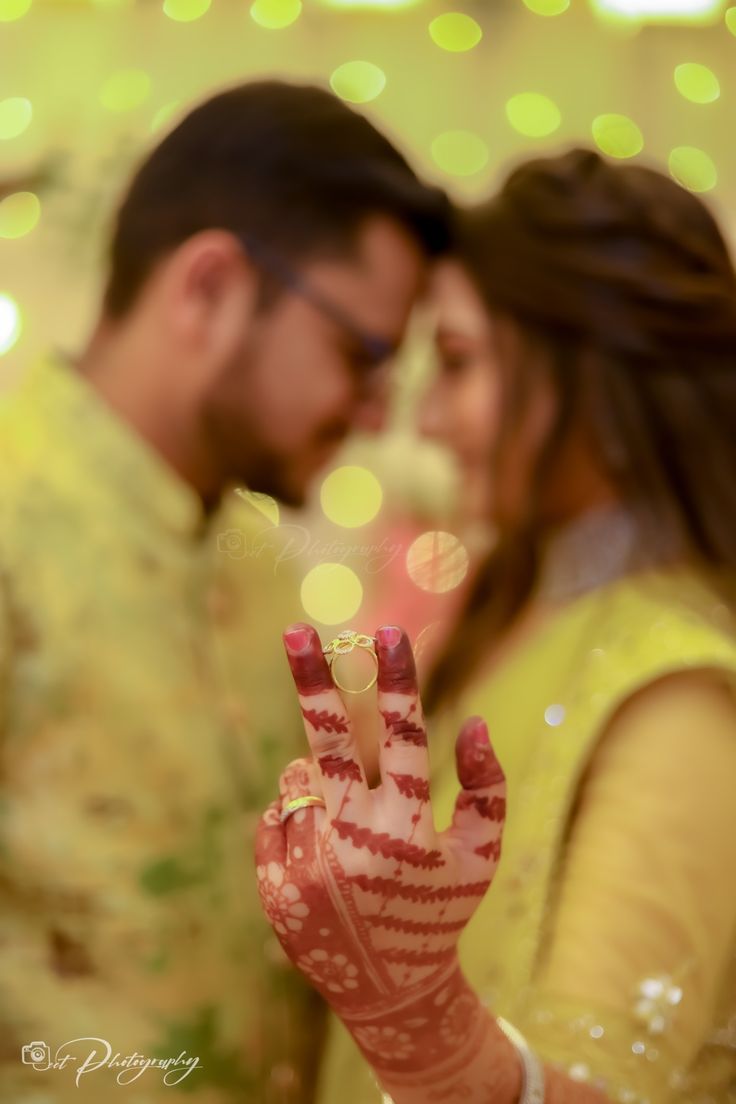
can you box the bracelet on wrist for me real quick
[496,1016,546,1104]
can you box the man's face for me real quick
[202,216,426,507]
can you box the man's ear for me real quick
[164,229,260,353]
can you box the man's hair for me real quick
[103,80,451,318]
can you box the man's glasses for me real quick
[239,234,397,368]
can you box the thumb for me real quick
[444,716,506,864]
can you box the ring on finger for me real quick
[279,795,327,824]
[322,630,377,695]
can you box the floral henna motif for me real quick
[297,948,360,993]
[255,861,310,936]
[302,707,350,735]
[380,707,427,748]
[389,772,431,801]
[331,820,444,869]
[353,1024,417,1063]
[318,755,363,783]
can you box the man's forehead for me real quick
[311,220,427,319]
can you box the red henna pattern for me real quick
[388,772,430,801]
[302,707,350,734]
[380,709,428,748]
[382,947,456,967]
[318,755,363,783]
[427,1083,474,1101]
[332,820,444,869]
[367,915,466,936]
[348,873,490,903]
[474,839,502,861]
[455,792,506,821]
[256,697,510,1102]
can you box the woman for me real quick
[256,148,736,1104]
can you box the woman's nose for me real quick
[353,390,390,434]
[417,384,445,441]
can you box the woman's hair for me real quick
[424,147,736,712]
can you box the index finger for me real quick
[283,623,369,819]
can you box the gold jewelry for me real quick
[496,1017,545,1103]
[323,630,378,695]
[279,795,327,823]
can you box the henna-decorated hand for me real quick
[255,624,511,1100]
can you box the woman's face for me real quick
[419,259,556,528]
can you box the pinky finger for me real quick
[255,798,287,870]
[443,716,506,867]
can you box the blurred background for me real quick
[2,0,735,658]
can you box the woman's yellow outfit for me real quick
[318,567,736,1104]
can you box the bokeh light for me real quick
[318,0,421,8]
[674,62,720,103]
[320,466,383,528]
[0,294,23,356]
[592,0,722,22]
[727,6,736,32]
[544,704,566,727]
[0,192,40,239]
[668,146,717,192]
[522,0,570,15]
[0,0,31,19]
[163,0,212,20]
[406,531,469,594]
[100,70,152,113]
[0,97,33,141]
[301,563,363,625]
[428,13,482,51]
[431,130,488,176]
[234,488,281,526]
[330,61,386,103]
[250,0,302,28]
[150,101,181,133]
[505,92,561,137]
[591,113,644,158]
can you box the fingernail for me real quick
[283,624,333,696]
[376,625,402,649]
[376,626,416,694]
[284,624,313,655]
[456,716,504,790]
[468,716,489,745]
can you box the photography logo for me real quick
[20,1037,203,1087]
[22,1041,50,1067]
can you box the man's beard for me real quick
[202,342,349,510]
[236,449,307,509]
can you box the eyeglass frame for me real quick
[237,233,399,369]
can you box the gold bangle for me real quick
[496,1017,545,1104]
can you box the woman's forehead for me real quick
[428,259,493,340]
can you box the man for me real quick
[0,80,449,1103]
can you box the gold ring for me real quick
[322,630,378,695]
[279,795,327,823]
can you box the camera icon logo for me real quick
[217,529,246,560]
[21,1041,50,1067]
